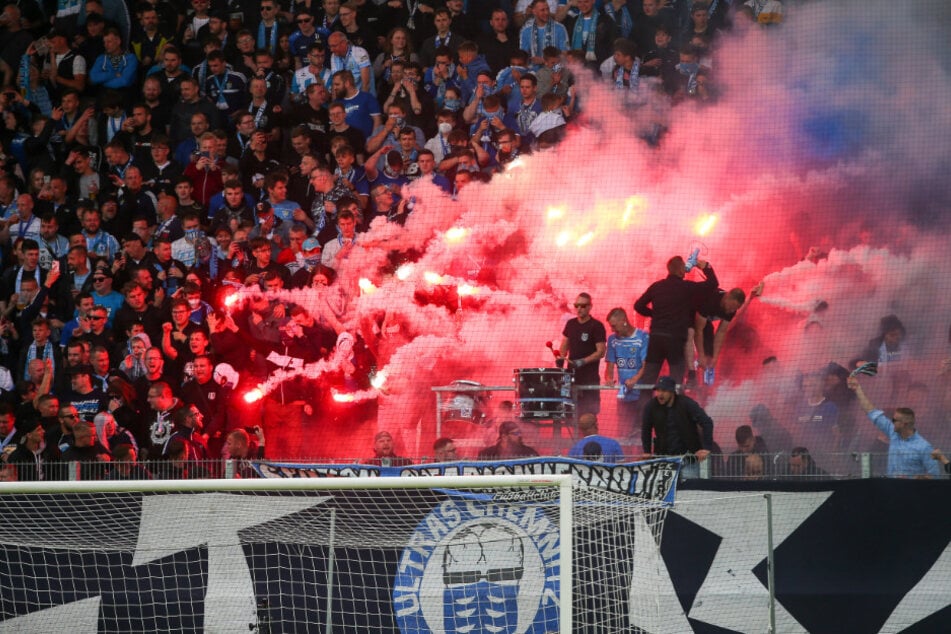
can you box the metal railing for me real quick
[4,451,945,482]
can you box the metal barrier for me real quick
[431,380,657,438]
[9,452,943,481]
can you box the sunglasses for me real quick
[574,303,590,308]
[297,17,312,23]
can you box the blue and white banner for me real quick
[0,480,948,632]
[252,457,682,505]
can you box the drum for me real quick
[514,368,574,420]
[441,380,490,425]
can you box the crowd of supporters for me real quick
[0,0,788,479]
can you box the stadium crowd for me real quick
[20,0,935,483]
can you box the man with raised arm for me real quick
[847,375,941,478]
[634,255,718,389]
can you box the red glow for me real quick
[244,388,263,404]
[332,390,356,403]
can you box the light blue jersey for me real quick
[606,329,648,401]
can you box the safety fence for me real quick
[3,452,944,481]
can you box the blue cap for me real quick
[655,376,677,392]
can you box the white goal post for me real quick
[0,474,670,633]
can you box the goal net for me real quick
[0,470,676,633]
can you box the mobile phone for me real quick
[43,175,51,185]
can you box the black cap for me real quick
[498,420,520,436]
[655,376,677,392]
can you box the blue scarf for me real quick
[603,2,633,38]
[614,61,640,91]
[24,340,54,380]
[677,62,699,95]
[529,20,554,59]
[570,11,598,55]
[257,21,278,52]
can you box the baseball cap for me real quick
[302,237,321,252]
[655,376,677,392]
[255,201,273,215]
[498,420,521,436]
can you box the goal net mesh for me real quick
[0,478,673,633]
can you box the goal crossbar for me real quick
[0,475,575,633]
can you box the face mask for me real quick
[438,122,453,135]
[304,256,320,267]
[185,228,201,240]
[444,98,461,111]
[187,298,201,309]
[485,111,501,121]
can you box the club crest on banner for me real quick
[393,498,560,634]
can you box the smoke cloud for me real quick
[267,0,951,462]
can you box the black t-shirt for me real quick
[562,317,607,382]
[64,388,110,421]
[696,289,733,322]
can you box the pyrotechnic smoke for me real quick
[261,0,951,458]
